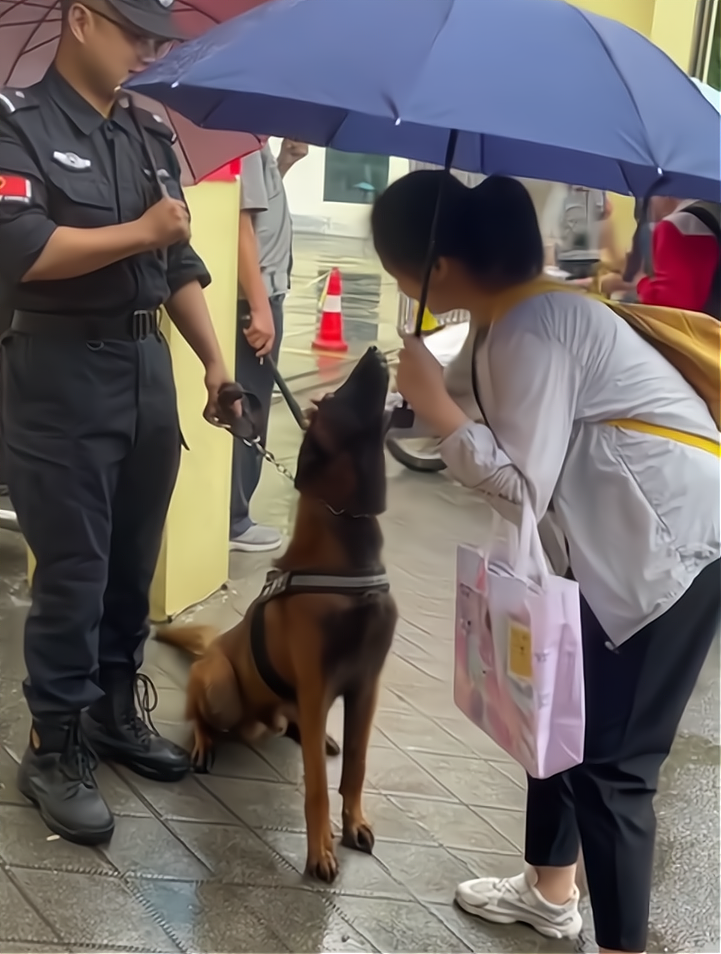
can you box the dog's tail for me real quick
[155,624,217,658]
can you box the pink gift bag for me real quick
[454,496,585,779]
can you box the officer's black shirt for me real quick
[0,65,210,317]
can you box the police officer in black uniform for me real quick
[0,0,238,845]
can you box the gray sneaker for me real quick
[229,524,283,552]
[455,871,582,940]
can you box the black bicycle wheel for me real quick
[385,436,447,473]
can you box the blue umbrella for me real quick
[127,0,721,202]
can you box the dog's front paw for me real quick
[341,816,375,854]
[191,739,215,774]
[305,845,339,883]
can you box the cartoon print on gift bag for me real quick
[479,605,495,670]
[466,601,494,724]
[453,583,476,714]
[472,551,497,669]
[484,670,515,753]
[466,591,488,724]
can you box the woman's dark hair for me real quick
[371,171,544,287]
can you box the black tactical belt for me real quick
[11,309,161,341]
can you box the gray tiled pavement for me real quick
[0,411,718,953]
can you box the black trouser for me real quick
[0,383,7,488]
[229,295,284,538]
[0,310,10,489]
[1,331,181,717]
[524,560,720,952]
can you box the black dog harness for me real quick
[250,568,391,702]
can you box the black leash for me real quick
[216,382,296,483]
[238,313,307,430]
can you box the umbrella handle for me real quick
[126,96,171,268]
[412,129,459,337]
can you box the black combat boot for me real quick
[17,715,115,845]
[82,670,190,782]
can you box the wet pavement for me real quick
[0,236,718,953]
[0,407,718,952]
[271,232,402,395]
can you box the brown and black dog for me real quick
[157,347,397,882]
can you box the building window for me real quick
[323,150,389,204]
[708,3,720,89]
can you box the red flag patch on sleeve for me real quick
[0,174,32,203]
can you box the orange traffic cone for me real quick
[312,267,348,352]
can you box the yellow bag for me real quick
[491,279,721,457]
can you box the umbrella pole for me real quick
[387,130,460,431]
[412,129,460,337]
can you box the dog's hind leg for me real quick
[296,682,337,883]
[284,720,340,757]
[339,679,380,854]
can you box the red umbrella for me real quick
[0,0,269,185]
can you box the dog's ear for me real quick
[299,396,348,459]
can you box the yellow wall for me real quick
[149,179,240,621]
[650,0,701,70]
[572,0,656,38]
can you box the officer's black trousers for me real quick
[524,559,720,953]
[1,332,181,717]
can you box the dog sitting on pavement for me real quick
[157,346,397,882]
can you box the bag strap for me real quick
[684,205,721,319]
[685,204,721,241]
[491,279,721,455]
[605,418,720,457]
[516,490,550,585]
[470,326,485,418]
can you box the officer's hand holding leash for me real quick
[203,366,244,429]
[213,382,263,443]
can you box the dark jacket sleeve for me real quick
[0,116,57,286]
[161,145,212,296]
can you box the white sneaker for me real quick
[455,871,583,940]
[229,524,283,552]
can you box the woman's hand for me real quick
[396,334,468,437]
[598,270,636,298]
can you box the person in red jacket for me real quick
[637,197,720,315]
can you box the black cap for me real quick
[105,0,188,41]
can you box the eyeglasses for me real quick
[83,4,174,59]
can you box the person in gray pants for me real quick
[231,140,306,551]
